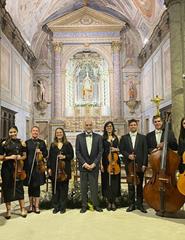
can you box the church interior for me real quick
[0,0,185,238]
[1,0,184,143]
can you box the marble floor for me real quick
[0,199,185,240]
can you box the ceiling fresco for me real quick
[5,0,165,49]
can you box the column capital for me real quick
[53,42,63,53]
[164,0,182,8]
[111,41,122,53]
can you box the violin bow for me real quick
[28,142,39,185]
[54,151,60,195]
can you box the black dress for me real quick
[101,137,121,203]
[48,142,74,211]
[24,138,48,187]
[0,139,26,203]
[178,137,185,173]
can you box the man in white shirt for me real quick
[146,115,178,154]
[120,119,148,213]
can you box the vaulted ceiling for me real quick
[6,0,165,51]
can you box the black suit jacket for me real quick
[119,133,148,168]
[146,130,178,154]
[75,132,103,172]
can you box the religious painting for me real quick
[65,51,110,110]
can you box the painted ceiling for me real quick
[5,0,165,48]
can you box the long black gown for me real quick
[0,138,26,202]
[178,137,185,173]
[101,137,121,203]
[48,142,74,211]
[24,138,48,187]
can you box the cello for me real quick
[144,113,185,215]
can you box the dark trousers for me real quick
[52,180,69,210]
[127,172,144,207]
[28,185,40,197]
[80,170,99,208]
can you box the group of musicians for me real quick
[0,115,185,219]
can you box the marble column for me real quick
[111,41,122,119]
[53,42,62,119]
[165,0,185,136]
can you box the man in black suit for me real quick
[146,115,178,153]
[76,119,103,213]
[120,119,148,213]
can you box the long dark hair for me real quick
[103,121,117,140]
[53,127,68,145]
[179,117,185,141]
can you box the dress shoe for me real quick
[53,208,59,214]
[80,207,87,213]
[111,203,117,211]
[35,207,40,214]
[27,205,33,213]
[137,205,147,213]
[107,203,111,211]
[21,209,27,218]
[126,205,135,212]
[5,210,11,220]
[94,207,103,212]
[60,209,66,214]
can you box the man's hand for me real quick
[142,165,146,172]
[157,142,164,150]
[128,154,135,161]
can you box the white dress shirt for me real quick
[129,132,137,149]
[155,129,162,145]
[85,132,93,155]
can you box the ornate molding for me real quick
[111,41,122,52]
[52,42,63,52]
[0,2,37,69]
[138,10,169,68]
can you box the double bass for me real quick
[144,113,185,215]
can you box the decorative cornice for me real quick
[0,3,37,69]
[138,10,169,68]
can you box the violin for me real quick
[127,153,140,185]
[57,158,67,182]
[107,140,120,175]
[13,147,26,181]
[177,152,185,195]
[36,149,46,174]
[13,157,26,181]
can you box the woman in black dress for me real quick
[48,127,74,214]
[101,121,121,211]
[178,117,185,172]
[0,126,27,219]
[24,126,48,214]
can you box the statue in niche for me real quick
[128,81,137,100]
[36,79,46,102]
[82,72,93,100]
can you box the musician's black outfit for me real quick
[24,138,48,197]
[48,142,74,213]
[0,139,26,202]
